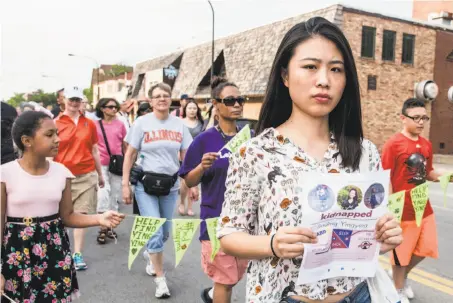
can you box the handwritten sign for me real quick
[439,172,453,207]
[388,191,405,222]
[410,183,429,227]
[206,218,221,261]
[128,216,166,270]
[220,124,251,153]
[172,219,201,267]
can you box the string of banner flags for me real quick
[126,172,452,270]
[127,216,220,269]
[387,171,452,226]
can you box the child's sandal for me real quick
[97,230,107,244]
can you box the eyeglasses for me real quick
[403,114,430,123]
[152,95,171,100]
[103,105,119,110]
[215,96,248,106]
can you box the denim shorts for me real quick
[280,282,372,303]
[134,182,178,253]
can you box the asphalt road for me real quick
[74,178,453,303]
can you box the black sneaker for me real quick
[200,287,213,303]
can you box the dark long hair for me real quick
[95,98,120,119]
[182,100,203,122]
[256,17,363,170]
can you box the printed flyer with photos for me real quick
[297,170,390,285]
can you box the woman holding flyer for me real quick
[179,76,249,303]
[217,17,402,303]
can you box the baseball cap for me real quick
[180,94,189,100]
[64,86,84,99]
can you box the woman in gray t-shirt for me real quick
[122,83,195,299]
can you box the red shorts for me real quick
[201,240,248,285]
[390,214,439,266]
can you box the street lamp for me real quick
[207,0,215,86]
[68,53,100,103]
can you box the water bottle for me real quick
[130,155,144,185]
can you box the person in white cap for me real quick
[53,85,105,271]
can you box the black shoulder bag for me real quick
[99,120,124,176]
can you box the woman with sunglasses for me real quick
[178,100,204,216]
[217,18,403,303]
[122,83,194,299]
[179,77,249,303]
[94,98,127,244]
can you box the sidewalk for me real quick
[434,163,453,173]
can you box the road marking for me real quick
[379,256,453,295]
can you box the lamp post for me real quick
[68,53,100,104]
[207,0,215,86]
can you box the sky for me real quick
[0,0,414,100]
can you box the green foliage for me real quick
[26,90,57,107]
[110,64,133,77]
[84,87,93,102]
[7,90,57,108]
[6,93,26,107]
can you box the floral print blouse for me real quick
[218,128,382,302]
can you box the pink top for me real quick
[95,119,127,166]
[1,160,74,217]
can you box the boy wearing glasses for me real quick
[382,98,447,302]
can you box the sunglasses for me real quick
[215,96,248,106]
[103,105,119,110]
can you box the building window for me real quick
[440,142,445,149]
[361,26,376,58]
[402,33,415,64]
[382,30,396,61]
[367,75,377,90]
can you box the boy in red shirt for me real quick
[382,98,452,302]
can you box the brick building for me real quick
[131,4,453,152]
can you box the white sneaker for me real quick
[398,289,410,303]
[404,280,415,299]
[154,276,171,298]
[143,251,156,276]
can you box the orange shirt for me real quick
[54,114,98,176]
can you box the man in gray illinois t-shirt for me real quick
[125,113,192,191]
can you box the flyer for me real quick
[297,170,390,285]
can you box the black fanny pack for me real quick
[141,172,178,196]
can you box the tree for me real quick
[110,64,133,77]
[6,90,57,108]
[6,93,26,108]
[84,87,93,103]
[26,90,57,107]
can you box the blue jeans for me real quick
[134,182,178,254]
[280,282,374,303]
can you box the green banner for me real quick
[410,183,429,227]
[388,191,405,222]
[222,124,251,153]
[439,172,453,207]
[206,218,221,261]
[128,216,166,270]
[172,219,201,267]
